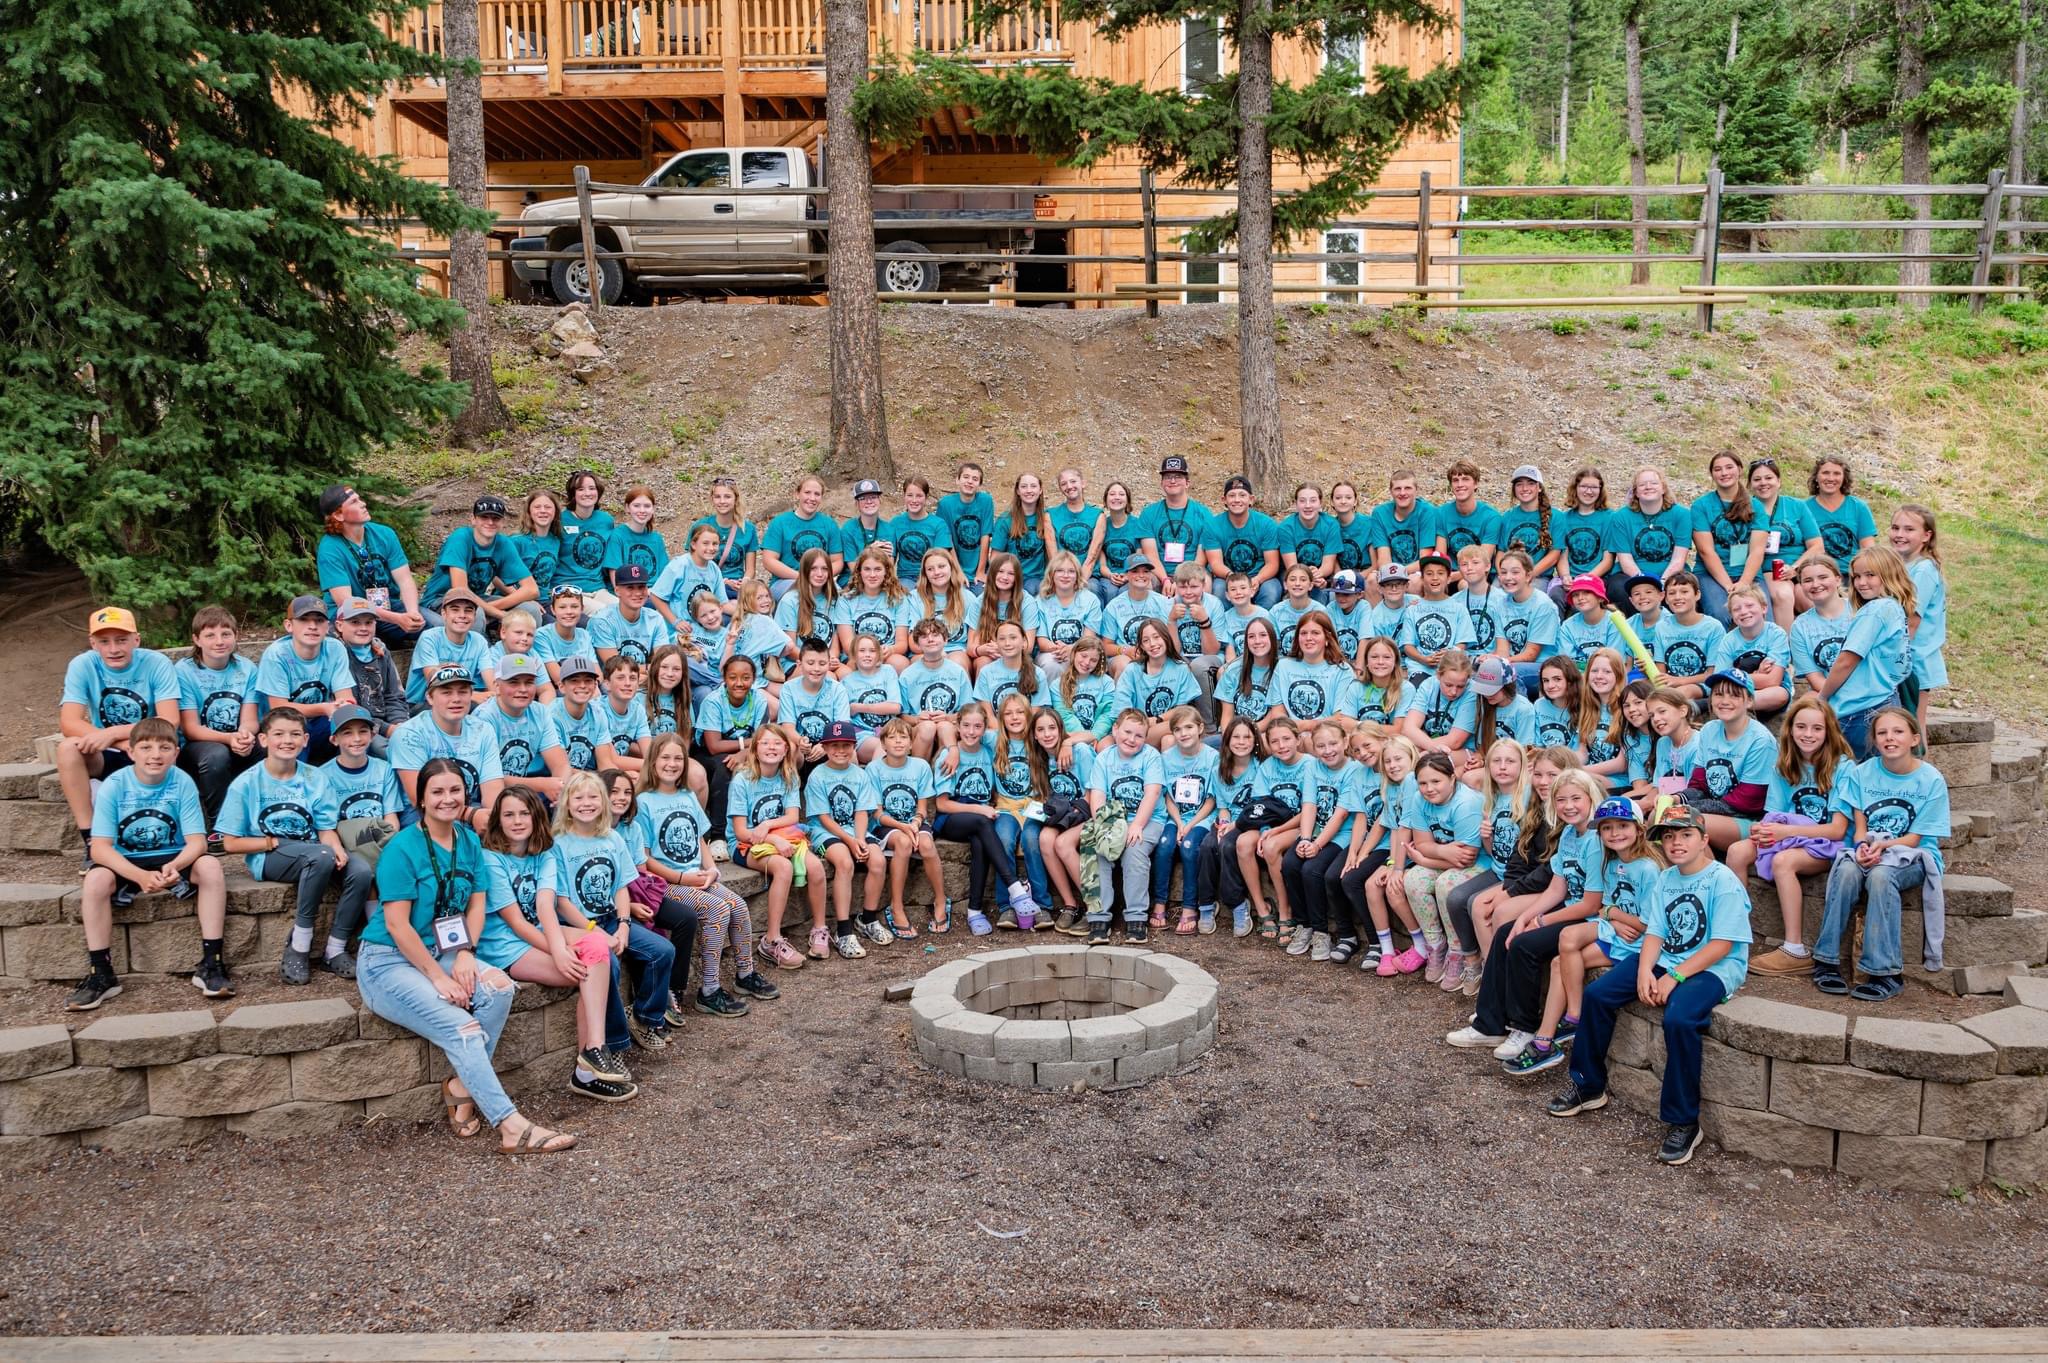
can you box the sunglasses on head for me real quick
[711,476,736,487]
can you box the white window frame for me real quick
[1321,228,1362,303]
[1181,17,1223,95]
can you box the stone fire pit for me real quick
[908,945,1219,1090]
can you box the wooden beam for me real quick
[719,0,743,144]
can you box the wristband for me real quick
[1670,969,1686,985]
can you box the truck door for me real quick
[633,150,736,263]
[733,150,808,262]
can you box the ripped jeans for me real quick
[356,941,517,1126]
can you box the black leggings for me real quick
[1445,871,1500,955]
[1203,828,1248,911]
[1338,847,1390,942]
[1473,919,1569,1035]
[1280,843,1346,935]
[694,739,734,840]
[936,811,1016,914]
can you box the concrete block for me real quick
[1700,1101,1836,1168]
[975,982,1011,1013]
[992,1019,1071,1063]
[1926,708,1995,745]
[1947,911,2048,968]
[929,1010,1003,1059]
[124,915,260,974]
[73,1010,217,1068]
[1770,1061,1922,1136]
[1987,1127,2048,1184]
[0,1025,74,1082]
[1926,739,1993,786]
[0,761,55,799]
[1710,996,1848,1063]
[79,1114,219,1153]
[1035,1058,1114,1088]
[225,1100,363,1140]
[0,1133,77,1173]
[1851,1017,1999,1084]
[961,1054,1035,1085]
[0,885,68,928]
[1955,963,2032,996]
[1008,977,1058,1007]
[492,1009,545,1070]
[2004,976,2048,1011]
[908,995,963,1028]
[1607,1061,1664,1114]
[1700,1036,1769,1111]
[1040,947,1087,978]
[1091,946,1145,980]
[1944,875,2017,918]
[216,999,360,1056]
[1919,1076,2048,1140]
[1179,1021,1216,1065]
[1836,1131,1987,1192]
[356,1008,408,1041]
[290,1038,428,1102]
[1962,1006,2048,1074]
[146,1053,290,1118]
[541,1000,579,1054]
[0,799,79,852]
[1611,1010,1655,1069]
[1130,1000,1199,1048]
[364,1083,443,1124]
[1,1065,149,1135]
[2,923,124,981]
[1070,976,1112,1004]
[931,1045,966,1077]
[1067,1014,1147,1061]
[1114,1046,1179,1084]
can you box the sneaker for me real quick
[693,987,750,1017]
[1461,956,1483,997]
[1437,951,1465,993]
[663,995,688,1028]
[1055,908,1087,937]
[649,1021,675,1046]
[732,971,780,1001]
[1547,1082,1609,1118]
[1445,1024,1507,1050]
[279,948,311,986]
[1086,920,1112,945]
[996,907,1020,931]
[580,1046,631,1082]
[604,1049,634,1081]
[628,1016,669,1051]
[857,917,895,946]
[1028,908,1052,932]
[317,949,357,981]
[1284,925,1313,957]
[1197,907,1217,936]
[66,972,122,1012]
[834,931,868,959]
[1231,904,1253,938]
[1748,946,1813,977]
[191,959,233,1000]
[1502,1039,1567,1076]
[1388,946,1428,975]
[966,909,994,936]
[1308,931,1331,962]
[1658,1122,1704,1166]
[1423,944,1447,983]
[1491,1028,1536,1060]
[569,1072,639,1103]
[1124,921,1149,945]
[1553,1017,1579,1047]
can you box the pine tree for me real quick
[0,0,475,627]
[1718,51,1817,218]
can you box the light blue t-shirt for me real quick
[1480,790,1521,874]
[1321,598,1369,661]
[1207,509,1280,578]
[597,695,652,757]
[1401,781,1483,860]
[1708,621,1792,679]
[1548,821,1603,903]
[424,527,531,608]
[1690,718,1777,801]
[909,588,980,652]
[1091,742,1165,823]
[551,828,635,928]
[637,788,711,872]
[1045,742,1096,802]
[936,736,997,807]
[1556,610,1624,669]
[805,763,877,844]
[319,755,404,824]
[1215,657,1279,722]
[1300,758,1358,846]
[1906,557,1947,688]
[1159,744,1219,830]
[474,698,565,778]
[533,622,593,664]
[477,847,557,968]
[1101,590,1171,648]
[1113,660,1201,719]
[218,762,338,879]
[1596,854,1663,957]
[1643,860,1752,999]
[1832,598,1913,716]
[90,765,205,860]
[588,605,672,669]
[1056,672,1116,735]
[1266,597,1318,655]
[1832,756,1951,872]
[1036,592,1100,650]
[842,666,900,732]
[176,655,258,735]
[724,770,800,843]
[1397,596,1477,659]
[255,638,354,709]
[1402,676,1479,747]
[402,628,487,707]
[1213,757,1259,824]
[1790,605,1853,682]
[1270,658,1353,724]
[1481,691,1537,748]
[1253,753,1312,811]
[868,755,936,825]
[898,660,973,718]
[974,658,1057,711]
[1653,614,1725,680]
[550,698,614,771]
[1532,698,1578,750]
[833,591,917,648]
[1766,759,1834,826]
[994,737,1037,802]
[774,588,838,653]
[387,713,505,805]
[1165,593,1228,659]
[652,556,726,618]
[780,676,852,745]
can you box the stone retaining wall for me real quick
[1610,978,2048,1190]
[0,985,578,1172]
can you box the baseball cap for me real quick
[1222,475,1253,495]
[1510,464,1545,487]
[1650,802,1708,838]
[614,564,651,587]
[337,599,379,621]
[473,494,508,518]
[1564,574,1608,604]
[330,703,374,732]
[496,653,542,681]
[551,583,584,600]
[1594,795,1642,825]
[557,653,601,680]
[1623,573,1664,599]
[820,720,860,745]
[288,594,329,620]
[853,479,883,499]
[1704,668,1755,695]
[1470,655,1514,698]
[439,588,481,610]
[87,607,138,636]
[1125,559,1156,574]
[1331,569,1364,595]
[1159,455,1190,477]
[317,484,355,518]
[1376,565,1410,586]
[426,665,474,691]
[1419,552,1456,573]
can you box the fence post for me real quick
[1415,170,1433,310]
[1970,169,2007,315]
[1140,167,1160,319]
[1694,168,1723,332]
[574,164,603,318]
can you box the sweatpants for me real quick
[262,840,374,947]
[935,811,1017,915]
[1473,919,1569,1036]
[1280,843,1346,935]
[1093,822,1162,925]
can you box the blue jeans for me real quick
[616,920,676,1025]
[1016,816,1055,908]
[1815,853,1924,978]
[770,578,797,602]
[1090,576,1124,606]
[1695,573,1734,627]
[356,941,518,1126]
[1570,961,1724,1127]
[1512,659,1544,699]
[1835,697,1898,762]
[1151,823,1213,906]
[600,953,632,1052]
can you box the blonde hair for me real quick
[1480,737,1534,824]
[1379,734,1421,798]
[1625,466,1672,514]
[1851,544,1918,620]
[916,549,967,638]
[740,723,803,788]
[1549,768,1605,821]
[636,731,692,795]
[1038,550,1086,599]
[553,771,614,837]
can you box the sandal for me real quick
[441,1079,482,1139]
[929,905,952,934]
[889,914,919,941]
[761,936,806,970]
[1850,974,1904,1002]
[1175,908,1198,935]
[500,1121,577,1155]
[1148,905,1167,929]
[1255,913,1278,942]
[807,925,832,960]
[1811,964,1848,995]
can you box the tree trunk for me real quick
[823,0,893,483]
[1235,0,1287,503]
[1708,13,1739,174]
[2010,0,2031,285]
[1625,2,1648,284]
[1557,5,1573,167]
[444,0,511,444]
[1896,0,1932,307]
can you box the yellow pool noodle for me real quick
[1608,609,1662,682]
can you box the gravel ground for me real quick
[4,919,2046,1337]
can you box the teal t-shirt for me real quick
[1095,513,1145,577]
[1431,500,1501,557]
[1369,499,1435,565]
[1604,505,1692,571]
[763,509,836,570]
[555,509,615,593]
[690,515,761,579]
[424,527,531,608]
[1556,508,1611,578]
[885,513,954,581]
[937,491,997,576]
[989,512,1050,582]
[1810,495,1878,574]
[316,522,410,605]
[1276,513,1340,572]
[1687,492,1763,578]
[363,822,485,947]
[1049,502,1101,561]
[1136,498,1214,572]
[1207,509,1280,577]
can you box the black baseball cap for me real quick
[615,564,651,587]
[1623,573,1664,598]
[473,494,508,518]
[1159,456,1190,477]
[318,484,355,518]
[1222,475,1252,495]
[821,721,860,745]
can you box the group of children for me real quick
[47,452,1956,1162]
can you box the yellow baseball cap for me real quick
[88,607,138,635]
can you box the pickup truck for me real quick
[510,146,1040,304]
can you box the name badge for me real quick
[1174,775,1204,807]
[1764,530,1782,555]
[433,915,474,954]
[1163,542,1186,565]
[367,587,390,611]
[1656,776,1689,796]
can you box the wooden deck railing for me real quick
[393,0,1069,75]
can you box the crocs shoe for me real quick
[967,909,994,936]
[1389,947,1428,975]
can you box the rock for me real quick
[80,1114,219,1153]
[1769,1061,1922,1136]
[146,1053,291,1118]
[0,1066,149,1135]
[0,762,56,800]
[0,1025,74,1082]
[1,923,125,981]
[1699,1036,1769,1110]
[289,1038,429,1102]
[570,358,614,385]
[1850,1017,1998,1084]
[1835,1132,1986,1192]
[1987,1126,2048,1183]
[225,1101,362,1141]
[1961,1006,2048,1074]
[1700,1101,1836,1169]
[124,914,260,973]
[1919,1076,2048,1140]
[1710,996,1847,1063]
[216,999,361,1056]
[561,340,606,361]
[2005,975,2048,1010]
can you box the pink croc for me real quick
[1390,947,1429,975]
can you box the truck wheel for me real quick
[876,240,939,296]
[549,252,625,307]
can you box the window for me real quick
[1322,230,1361,303]
[740,152,793,188]
[1324,27,1362,90]
[1182,18,1222,95]
[1184,260,1221,304]
[654,152,731,189]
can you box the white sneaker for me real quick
[834,932,868,959]
[1492,1028,1536,1061]
[1309,931,1332,962]
[1446,1025,1507,1049]
[1284,925,1313,956]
